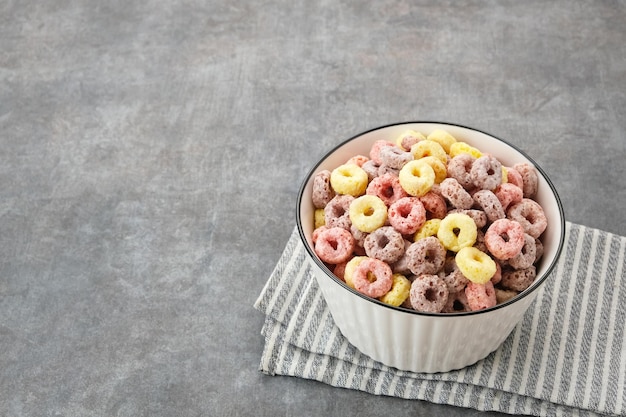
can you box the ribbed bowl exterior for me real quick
[297,122,565,374]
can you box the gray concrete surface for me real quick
[1,1,624,416]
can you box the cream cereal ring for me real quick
[484,218,525,260]
[465,281,497,311]
[419,191,447,219]
[398,159,436,197]
[455,246,497,284]
[437,212,478,252]
[314,208,325,229]
[447,153,476,189]
[379,146,414,170]
[449,208,488,229]
[370,140,395,165]
[312,170,336,209]
[439,177,474,209]
[471,154,503,191]
[364,226,406,263]
[506,198,547,239]
[314,227,355,264]
[508,233,537,270]
[396,129,426,151]
[379,273,411,307]
[352,257,394,298]
[513,162,539,198]
[361,159,380,181]
[343,256,368,289]
[330,164,369,196]
[472,189,506,222]
[419,156,447,184]
[501,265,536,292]
[406,236,446,276]
[410,139,447,164]
[324,194,354,230]
[504,166,524,190]
[449,141,482,159]
[413,218,441,241]
[495,182,523,211]
[426,129,457,153]
[366,173,408,206]
[346,154,369,167]
[349,194,388,233]
[388,196,426,235]
[442,290,471,313]
[409,274,449,313]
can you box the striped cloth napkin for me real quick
[254,222,626,417]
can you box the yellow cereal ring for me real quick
[427,129,457,153]
[349,195,388,233]
[419,156,447,184]
[379,273,411,307]
[437,212,477,252]
[414,218,441,241]
[314,208,325,229]
[344,256,369,289]
[455,246,497,284]
[395,129,426,151]
[449,141,482,159]
[410,140,447,164]
[398,159,435,197]
[330,164,368,196]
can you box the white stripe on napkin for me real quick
[254,222,626,417]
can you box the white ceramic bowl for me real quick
[296,122,565,373]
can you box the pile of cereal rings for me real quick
[311,129,548,313]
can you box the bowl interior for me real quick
[297,122,565,315]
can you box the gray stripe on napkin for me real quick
[254,222,626,417]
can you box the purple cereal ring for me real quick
[370,140,395,165]
[495,183,523,211]
[361,159,380,181]
[534,238,544,263]
[419,191,448,219]
[484,218,526,260]
[366,173,408,206]
[442,289,471,313]
[471,155,503,191]
[350,224,368,249]
[505,167,524,190]
[353,257,393,298]
[324,194,354,230]
[449,208,488,229]
[379,146,414,170]
[508,233,537,270]
[507,198,548,239]
[440,177,474,210]
[406,236,446,276]
[314,227,355,264]
[388,197,426,235]
[390,239,413,275]
[409,274,449,313]
[465,281,497,311]
[447,153,476,189]
[442,257,470,294]
[474,229,488,253]
[501,265,536,292]
[473,189,505,222]
[491,261,502,285]
[513,163,539,198]
[378,164,400,177]
[312,170,336,209]
[364,226,406,264]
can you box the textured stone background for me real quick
[1,1,624,416]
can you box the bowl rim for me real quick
[296,120,566,317]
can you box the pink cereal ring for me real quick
[484,218,526,260]
[409,274,449,313]
[513,163,539,198]
[508,233,537,270]
[366,173,408,206]
[312,225,329,245]
[465,281,497,311]
[370,140,395,165]
[507,198,548,239]
[501,265,537,292]
[352,257,393,298]
[364,226,406,264]
[314,227,355,264]
[406,236,446,276]
[419,191,447,219]
[379,146,414,170]
[324,194,355,230]
[504,167,524,189]
[495,182,523,211]
[473,189,505,222]
[312,170,336,209]
[440,177,474,209]
[388,197,426,235]
[346,154,369,167]
[471,155,503,191]
[447,153,476,189]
